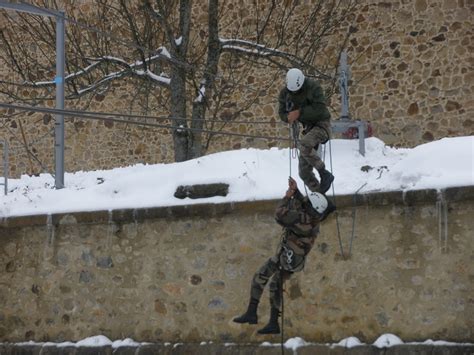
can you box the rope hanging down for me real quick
[287,124,364,260]
[327,138,367,259]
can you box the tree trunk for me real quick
[188,0,220,160]
[170,0,192,162]
[170,66,188,162]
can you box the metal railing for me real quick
[0,140,8,195]
[331,119,368,156]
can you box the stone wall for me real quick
[0,186,473,343]
[0,0,472,178]
[344,0,473,146]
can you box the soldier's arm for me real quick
[276,176,298,225]
[275,177,304,226]
[300,82,331,123]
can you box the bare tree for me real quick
[0,0,357,162]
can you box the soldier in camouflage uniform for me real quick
[278,68,334,194]
[233,177,335,335]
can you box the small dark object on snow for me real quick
[174,183,229,199]
[361,165,373,172]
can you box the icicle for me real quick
[44,214,55,260]
[106,210,115,249]
[436,190,448,253]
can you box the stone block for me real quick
[136,344,172,355]
[444,186,474,202]
[344,345,380,354]
[385,344,433,354]
[432,345,474,355]
[2,345,41,355]
[40,346,78,354]
[298,344,331,354]
[110,346,137,355]
[75,346,111,355]
[67,211,111,225]
[134,207,170,222]
[364,190,404,206]
[404,189,438,205]
[174,183,229,199]
[1,215,47,228]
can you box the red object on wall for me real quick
[341,121,373,139]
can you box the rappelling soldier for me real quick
[233,177,335,334]
[279,68,334,194]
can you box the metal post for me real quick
[332,50,368,156]
[0,1,65,188]
[339,50,350,120]
[0,140,8,195]
[55,11,65,188]
[358,121,366,156]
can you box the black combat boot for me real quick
[257,307,280,334]
[233,298,259,324]
[318,169,334,194]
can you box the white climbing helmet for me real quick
[308,192,328,214]
[286,68,305,91]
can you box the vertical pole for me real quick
[339,50,349,120]
[358,121,366,156]
[4,141,7,195]
[2,140,7,195]
[55,11,65,188]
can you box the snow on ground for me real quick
[1,136,473,218]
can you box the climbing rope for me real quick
[327,137,367,259]
[280,268,284,354]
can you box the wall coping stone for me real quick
[1,185,473,229]
[0,343,473,355]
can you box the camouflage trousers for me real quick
[249,241,306,310]
[297,121,331,192]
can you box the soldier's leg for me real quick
[298,154,320,192]
[250,257,280,302]
[298,126,327,170]
[298,126,334,193]
[257,270,292,335]
[269,270,292,310]
[234,257,279,324]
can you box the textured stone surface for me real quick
[0,0,472,177]
[0,344,473,354]
[0,187,473,344]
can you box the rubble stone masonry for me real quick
[0,0,472,177]
[0,187,473,342]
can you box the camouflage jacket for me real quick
[275,189,320,255]
[278,78,331,127]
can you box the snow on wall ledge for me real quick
[1,334,474,355]
[2,185,474,228]
[0,186,473,343]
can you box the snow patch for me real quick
[337,336,364,348]
[373,334,404,348]
[76,335,112,347]
[284,337,308,350]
